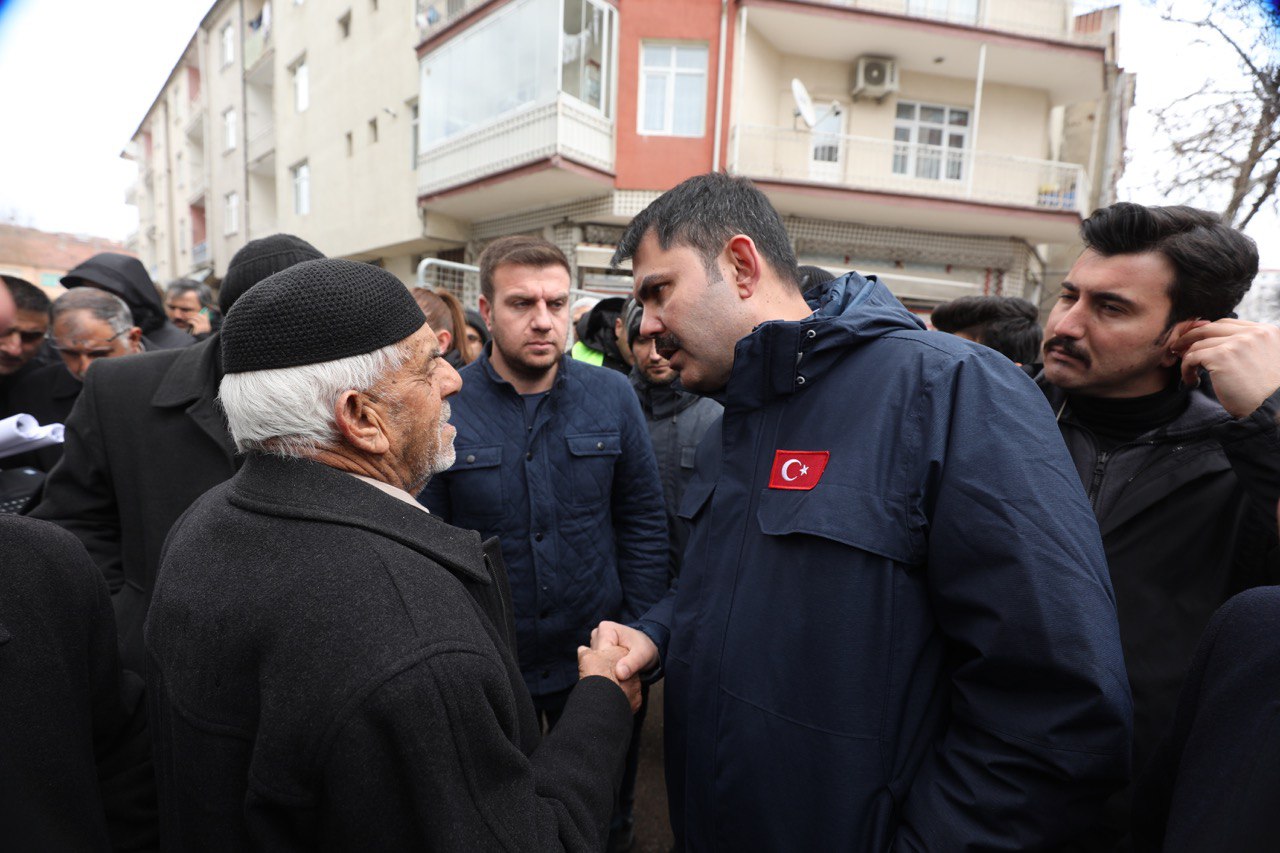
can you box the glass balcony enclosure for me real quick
[419,0,615,153]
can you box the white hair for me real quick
[219,341,409,458]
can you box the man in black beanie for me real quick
[62,252,194,350]
[29,234,324,674]
[146,258,638,851]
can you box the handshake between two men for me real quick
[577,621,660,713]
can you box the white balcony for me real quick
[791,0,1097,45]
[417,96,614,219]
[730,124,1088,242]
[247,122,276,172]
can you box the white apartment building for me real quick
[126,0,438,288]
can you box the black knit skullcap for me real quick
[218,233,324,315]
[222,259,425,374]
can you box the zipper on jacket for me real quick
[1087,450,1110,506]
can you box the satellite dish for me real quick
[791,78,817,128]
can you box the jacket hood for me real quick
[725,272,925,408]
[62,253,167,333]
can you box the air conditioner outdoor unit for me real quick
[852,56,899,102]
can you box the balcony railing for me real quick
[418,95,614,196]
[730,124,1087,215]
[415,0,490,42]
[794,0,1096,44]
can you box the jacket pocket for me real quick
[565,431,621,507]
[450,444,505,518]
[714,483,927,739]
[679,444,697,469]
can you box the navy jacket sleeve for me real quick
[895,351,1132,851]
[610,386,668,622]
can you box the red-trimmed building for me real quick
[413,0,1132,310]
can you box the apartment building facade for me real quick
[415,0,1133,311]
[127,0,437,287]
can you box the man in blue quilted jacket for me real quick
[420,236,667,734]
[595,173,1133,851]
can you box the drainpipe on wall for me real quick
[730,6,748,173]
[712,0,729,171]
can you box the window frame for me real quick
[223,107,237,152]
[637,41,709,138]
[221,23,235,67]
[223,191,239,235]
[291,57,309,112]
[891,99,971,183]
[291,161,311,216]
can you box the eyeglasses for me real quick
[51,328,129,358]
[0,327,46,345]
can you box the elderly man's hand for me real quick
[577,643,641,712]
[1172,319,1280,418]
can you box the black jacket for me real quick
[4,360,81,471]
[628,369,722,578]
[29,337,238,674]
[1039,377,1280,779]
[1132,586,1280,851]
[62,253,194,351]
[146,454,633,851]
[0,515,156,850]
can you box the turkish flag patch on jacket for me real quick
[768,450,830,490]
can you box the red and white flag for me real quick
[768,450,830,491]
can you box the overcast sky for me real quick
[0,0,1274,267]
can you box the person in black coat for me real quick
[146,258,637,849]
[62,252,194,351]
[0,514,156,850]
[1131,585,1280,851]
[29,234,324,674]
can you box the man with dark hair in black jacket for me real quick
[1037,201,1280,846]
[932,295,1043,365]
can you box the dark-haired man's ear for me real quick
[725,234,762,300]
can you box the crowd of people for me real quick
[1,172,1278,852]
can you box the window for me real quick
[639,42,708,137]
[368,117,378,143]
[809,108,844,181]
[221,23,235,66]
[294,0,304,5]
[906,0,979,26]
[409,101,419,167]
[339,10,351,37]
[292,161,310,215]
[224,192,239,234]
[223,108,237,151]
[291,58,309,112]
[561,0,612,114]
[893,101,969,181]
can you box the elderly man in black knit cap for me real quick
[29,234,324,674]
[146,258,638,851]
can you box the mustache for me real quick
[1043,336,1091,367]
[653,333,682,357]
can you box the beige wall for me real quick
[272,0,424,283]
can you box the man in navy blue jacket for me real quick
[596,173,1132,850]
[421,236,667,727]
